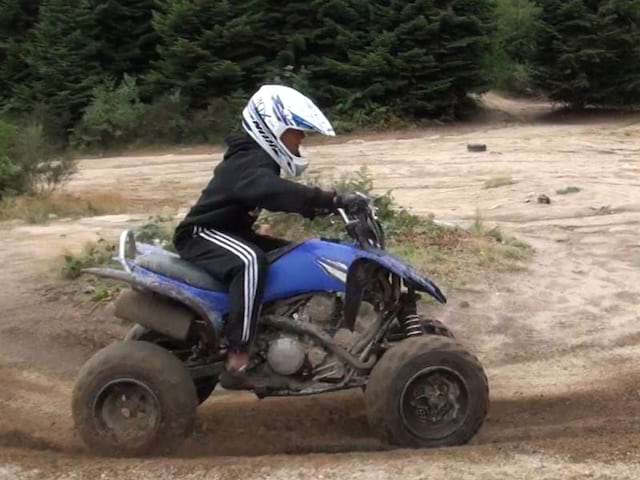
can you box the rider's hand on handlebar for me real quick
[334,192,369,215]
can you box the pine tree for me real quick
[308,0,494,119]
[240,0,320,89]
[431,0,495,115]
[532,0,602,107]
[89,0,159,79]
[16,0,102,130]
[383,0,446,116]
[589,0,640,105]
[532,0,640,107]
[148,0,264,107]
[303,0,379,108]
[0,0,41,106]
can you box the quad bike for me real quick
[73,197,489,456]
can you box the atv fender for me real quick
[343,253,447,331]
[115,289,194,341]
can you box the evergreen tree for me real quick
[594,0,640,105]
[532,0,640,107]
[432,0,495,114]
[309,0,494,119]
[303,0,379,108]
[0,0,40,105]
[89,0,159,79]
[148,0,263,107]
[383,0,447,116]
[15,0,102,130]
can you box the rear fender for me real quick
[114,289,193,341]
[82,267,224,333]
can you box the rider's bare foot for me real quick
[226,350,250,373]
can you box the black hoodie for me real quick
[174,134,335,247]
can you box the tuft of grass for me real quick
[61,215,177,281]
[483,176,517,189]
[89,281,123,302]
[135,215,177,251]
[556,186,581,195]
[62,238,118,280]
[0,192,131,224]
[264,170,532,286]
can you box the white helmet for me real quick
[242,85,335,177]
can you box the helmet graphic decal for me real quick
[242,85,335,177]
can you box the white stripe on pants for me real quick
[197,228,257,343]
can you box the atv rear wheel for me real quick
[126,325,218,405]
[366,336,488,448]
[72,341,197,456]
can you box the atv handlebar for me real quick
[337,194,385,251]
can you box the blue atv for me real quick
[72,198,489,456]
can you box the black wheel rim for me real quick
[93,378,161,448]
[399,366,470,441]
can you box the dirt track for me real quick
[1,95,640,479]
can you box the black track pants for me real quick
[175,227,287,351]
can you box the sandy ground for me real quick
[1,95,640,479]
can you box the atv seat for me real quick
[136,242,303,292]
[137,254,228,292]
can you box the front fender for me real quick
[354,249,447,304]
[342,250,446,331]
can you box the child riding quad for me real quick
[72,85,489,456]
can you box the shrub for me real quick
[72,75,147,148]
[0,117,74,197]
[486,0,541,95]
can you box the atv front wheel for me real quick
[366,336,488,448]
[72,341,197,456]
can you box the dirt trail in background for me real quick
[1,96,640,479]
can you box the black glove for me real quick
[334,192,369,214]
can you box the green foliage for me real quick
[61,216,176,280]
[135,90,189,144]
[73,80,245,148]
[263,169,532,285]
[0,117,75,196]
[0,0,502,148]
[0,0,40,104]
[556,186,581,195]
[486,0,541,94]
[147,0,260,107]
[183,94,245,143]
[9,0,102,131]
[310,0,495,120]
[72,75,147,148]
[495,0,541,63]
[532,0,640,107]
[0,119,21,194]
[62,237,117,279]
[135,215,176,251]
[88,0,158,79]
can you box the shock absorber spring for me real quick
[401,313,424,337]
[398,290,424,337]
